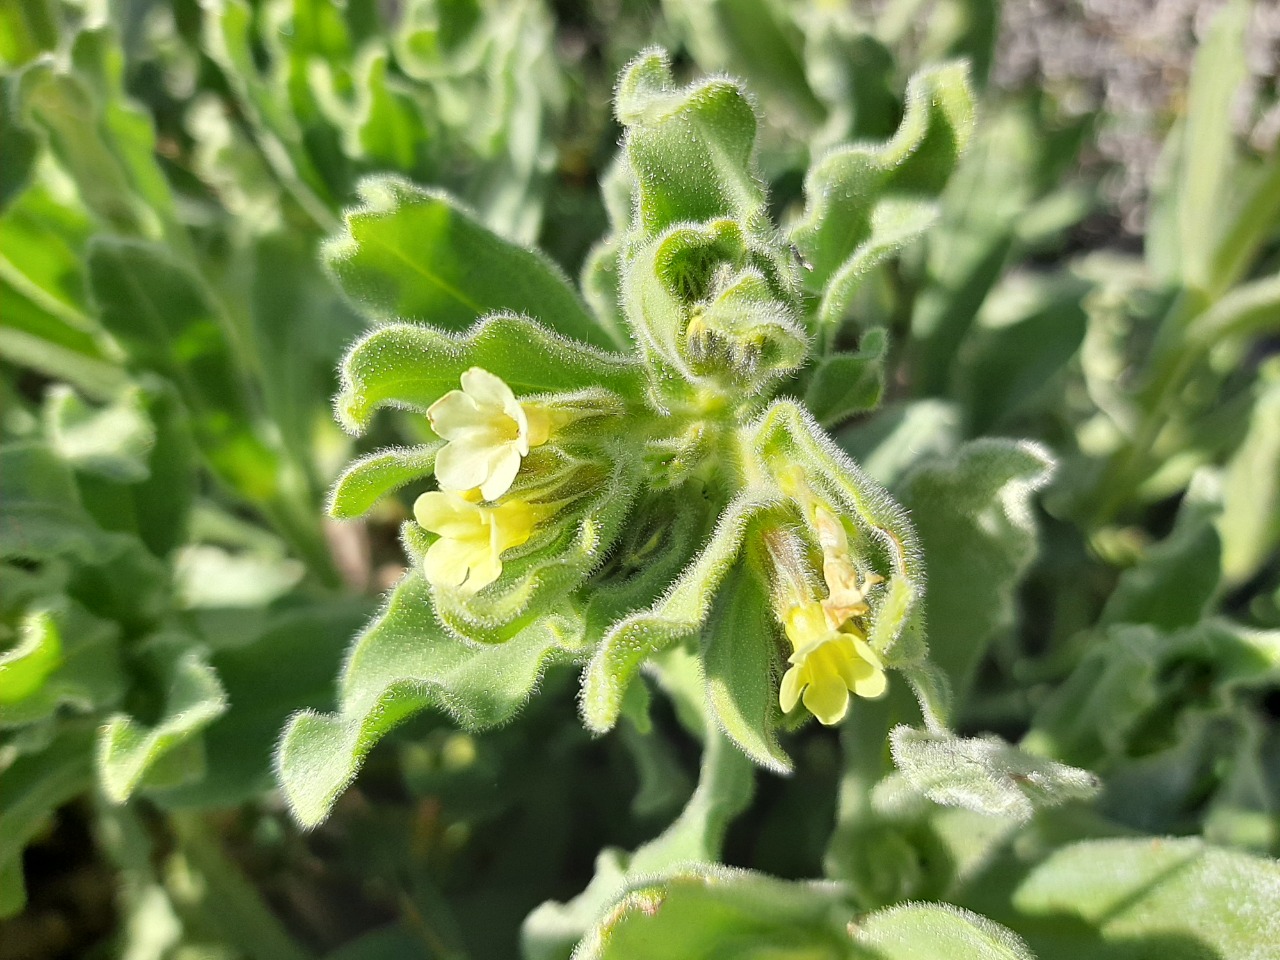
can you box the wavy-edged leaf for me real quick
[97,649,228,803]
[324,176,614,347]
[615,48,765,236]
[899,439,1054,701]
[580,491,784,734]
[276,573,569,828]
[853,902,1035,960]
[791,62,974,322]
[890,726,1099,822]
[327,444,440,520]
[335,315,642,434]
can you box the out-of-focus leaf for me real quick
[1007,838,1280,960]
[957,273,1089,435]
[43,384,155,483]
[852,902,1035,960]
[1174,0,1250,292]
[890,726,1099,822]
[276,573,569,827]
[0,600,123,727]
[0,0,58,68]
[1219,363,1280,586]
[522,729,755,960]
[0,730,95,919]
[0,75,38,206]
[1101,469,1221,631]
[573,865,852,960]
[804,328,887,427]
[664,0,825,128]
[324,176,614,348]
[898,439,1054,702]
[98,649,228,803]
[837,399,960,488]
[155,601,370,808]
[86,237,279,500]
[0,440,104,561]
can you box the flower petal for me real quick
[427,389,488,438]
[803,672,850,726]
[478,447,522,501]
[423,538,468,588]
[414,491,474,536]
[779,664,806,713]
[461,367,517,409]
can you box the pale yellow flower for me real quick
[428,367,549,501]
[413,490,538,594]
[778,601,886,725]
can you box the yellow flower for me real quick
[778,601,886,725]
[428,367,550,501]
[413,490,538,594]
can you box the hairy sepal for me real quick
[422,456,642,646]
[580,492,788,734]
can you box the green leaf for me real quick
[852,902,1035,960]
[573,866,853,960]
[1219,363,1280,586]
[154,601,371,808]
[334,315,642,434]
[86,238,279,500]
[324,176,615,348]
[0,729,95,920]
[791,62,974,321]
[1009,837,1280,960]
[522,730,755,960]
[0,441,105,561]
[97,649,229,803]
[804,328,887,427]
[1175,0,1250,292]
[43,384,155,483]
[615,49,765,235]
[327,444,441,519]
[276,573,568,827]
[898,439,1054,702]
[0,599,123,728]
[701,557,790,773]
[0,610,61,704]
[0,75,37,207]
[1100,469,1222,631]
[890,726,1099,822]
[580,492,783,734]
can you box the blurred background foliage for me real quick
[1,0,1278,958]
